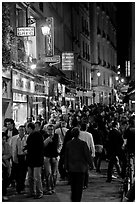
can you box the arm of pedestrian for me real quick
[44,137,52,146]
[57,135,63,154]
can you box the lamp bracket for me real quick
[27,17,36,25]
[49,62,60,66]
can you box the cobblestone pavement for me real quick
[5,160,123,202]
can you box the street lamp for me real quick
[117,71,120,75]
[121,78,124,83]
[41,17,54,57]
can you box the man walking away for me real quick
[79,123,95,189]
[25,122,44,199]
[65,127,93,202]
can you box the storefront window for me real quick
[13,103,27,128]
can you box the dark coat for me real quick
[60,127,73,156]
[65,138,93,173]
[124,127,135,154]
[92,129,103,145]
[26,131,44,167]
[107,128,124,155]
[43,133,60,158]
[5,127,18,137]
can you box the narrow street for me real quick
[6,160,122,202]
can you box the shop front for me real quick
[12,69,48,127]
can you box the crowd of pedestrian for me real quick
[2,103,135,201]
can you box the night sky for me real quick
[116,2,133,68]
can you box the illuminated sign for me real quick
[13,93,27,102]
[45,17,54,56]
[16,27,35,36]
[62,52,74,70]
[43,55,60,63]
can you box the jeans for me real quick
[43,157,58,191]
[107,155,121,181]
[28,166,43,196]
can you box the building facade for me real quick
[89,2,117,105]
[2,2,120,125]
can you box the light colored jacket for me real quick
[79,131,95,157]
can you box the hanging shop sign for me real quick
[45,17,54,56]
[62,52,74,70]
[42,55,60,63]
[16,27,35,37]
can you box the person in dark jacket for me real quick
[4,118,18,187]
[106,121,124,182]
[25,122,44,199]
[43,124,62,195]
[123,118,135,155]
[59,117,80,182]
[65,127,93,202]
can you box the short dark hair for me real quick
[47,124,54,129]
[27,122,35,130]
[35,121,41,127]
[80,123,87,131]
[71,127,80,138]
[19,125,25,129]
[111,121,118,128]
[6,118,15,125]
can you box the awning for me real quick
[36,62,76,87]
[123,89,135,103]
[56,75,76,87]
[36,62,65,77]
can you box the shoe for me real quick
[2,196,9,201]
[112,175,117,179]
[44,190,52,195]
[106,179,111,183]
[34,194,43,199]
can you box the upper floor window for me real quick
[39,3,43,12]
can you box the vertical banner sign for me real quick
[62,52,74,70]
[45,17,54,56]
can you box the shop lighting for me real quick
[117,71,120,75]
[41,25,51,35]
[115,76,119,81]
[97,71,101,77]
